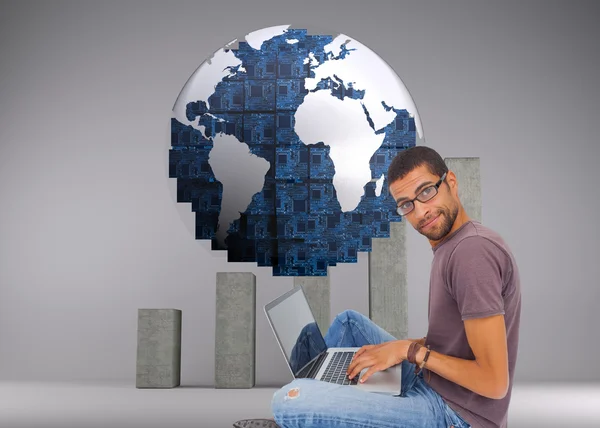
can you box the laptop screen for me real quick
[265,287,327,377]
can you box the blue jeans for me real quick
[271,310,471,428]
[289,322,327,375]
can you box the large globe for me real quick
[170,25,424,276]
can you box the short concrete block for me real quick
[136,309,182,388]
[215,272,256,388]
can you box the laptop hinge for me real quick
[297,351,328,379]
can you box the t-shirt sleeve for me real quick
[446,236,510,320]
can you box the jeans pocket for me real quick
[443,402,471,428]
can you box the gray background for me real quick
[0,0,598,387]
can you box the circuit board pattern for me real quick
[170,29,416,276]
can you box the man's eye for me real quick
[421,187,434,197]
[400,202,412,210]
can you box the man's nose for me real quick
[412,200,430,220]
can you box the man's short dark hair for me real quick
[387,146,448,185]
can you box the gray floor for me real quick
[1,381,599,428]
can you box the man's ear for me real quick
[446,170,458,194]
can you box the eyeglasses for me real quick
[395,172,447,216]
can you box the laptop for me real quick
[264,285,401,395]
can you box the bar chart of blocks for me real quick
[136,157,481,388]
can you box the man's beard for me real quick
[417,204,459,241]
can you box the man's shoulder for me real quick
[464,222,512,254]
[448,223,515,271]
[452,221,508,248]
[439,222,511,261]
[469,221,505,240]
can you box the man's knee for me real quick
[334,309,366,324]
[271,379,311,423]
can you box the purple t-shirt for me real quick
[423,221,521,428]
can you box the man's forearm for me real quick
[415,347,508,400]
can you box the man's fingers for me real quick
[347,357,366,379]
[346,358,360,378]
[353,345,373,360]
[347,344,384,378]
[347,351,368,376]
[359,365,382,384]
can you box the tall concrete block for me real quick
[445,157,482,222]
[215,272,256,388]
[136,309,182,388]
[294,272,330,337]
[369,220,408,340]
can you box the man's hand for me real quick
[346,340,411,383]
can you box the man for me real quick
[235,146,521,428]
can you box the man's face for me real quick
[389,164,460,242]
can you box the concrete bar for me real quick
[136,309,182,388]
[368,220,408,340]
[215,272,256,388]
[445,157,482,222]
[294,272,330,337]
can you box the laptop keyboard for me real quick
[320,351,359,385]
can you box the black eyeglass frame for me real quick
[395,172,448,216]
